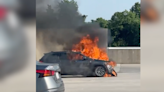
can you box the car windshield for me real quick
[67,52,90,60]
[79,53,92,60]
[68,53,82,60]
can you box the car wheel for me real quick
[94,66,106,77]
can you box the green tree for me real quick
[90,2,140,47]
[130,2,140,17]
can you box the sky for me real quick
[77,0,140,22]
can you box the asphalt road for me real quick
[62,64,140,92]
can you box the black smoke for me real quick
[36,0,110,59]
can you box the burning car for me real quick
[39,51,117,77]
[39,34,117,77]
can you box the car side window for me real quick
[46,53,60,63]
[59,53,69,60]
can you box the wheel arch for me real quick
[92,64,107,72]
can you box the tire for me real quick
[94,66,106,77]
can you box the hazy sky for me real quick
[77,0,140,22]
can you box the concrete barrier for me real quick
[107,47,140,64]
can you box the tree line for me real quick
[37,0,140,47]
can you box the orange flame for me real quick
[72,35,109,61]
[103,70,117,77]
[104,73,112,77]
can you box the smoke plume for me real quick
[36,0,110,60]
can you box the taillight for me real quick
[36,70,55,77]
[39,61,43,63]
[0,6,7,20]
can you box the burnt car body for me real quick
[39,51,117,77]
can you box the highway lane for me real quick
[62,64,140,92]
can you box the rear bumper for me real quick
[46,83,65,92]
[37,80,65,92]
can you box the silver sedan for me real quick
[36,61,65,92]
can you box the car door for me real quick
[78,60,91,74]
[70,53,91,74]
[59,53,74,75]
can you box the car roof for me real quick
[45,51,81,54]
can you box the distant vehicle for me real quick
[36,61,65,92]
[39,51,117,77]
[0,5,28,78]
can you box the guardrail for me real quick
[107,47,140,64]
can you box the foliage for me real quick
[91,2,140,47]
[130,2,140,17]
